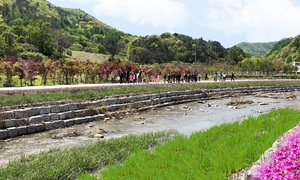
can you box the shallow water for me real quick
[0,92,300,167]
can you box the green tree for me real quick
[52,30,74,58]
[25,20,55,56]
[0,23,18,56]
[102,29,123,60]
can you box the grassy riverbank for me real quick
[1,81,300,106]
[0,108,299,179]
[0,131,176,180]
[99,108,300,179]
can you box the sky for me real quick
[47,0,300,48]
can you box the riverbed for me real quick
[0,92,299,167]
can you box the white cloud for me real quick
[93,0,188,31]
[205,0,300,42]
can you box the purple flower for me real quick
[252,127,300,180]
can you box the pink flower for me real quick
[252,127,300,180]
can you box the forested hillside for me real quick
[0,0,126,59]
[0,0,249,65]
[236,41,277,56]
[267,37,300,63]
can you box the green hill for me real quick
[266,37,300,63]
[236,41,277,56]
[0,0,249,65]
[0,0,126,58]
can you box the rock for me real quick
[228,106,238,109]
[97,128,107,134]
[7,127,18,138]
[39,107,50,115]
[93,134,104,138]
[35,124,45,132]
[0,130,8,140]
[198,100,206,104]
[52,131,82,139]
[44,122,54,130]
[18,126,28,136]
[139,116,146,120]
[104,117,110,123]
[259,102,269,105]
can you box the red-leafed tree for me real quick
[99,60,121,82]
[23,59,38,86]
[13,61,25,86]
[60,60,76,85]
[36,59,52,85]
[2,56,17,87]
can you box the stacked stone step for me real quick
[0,102,106,140]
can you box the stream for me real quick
[0,92,300,168]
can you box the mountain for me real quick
[0,0,249,65]
[266,37,300,63]
[236,41,277,56]
[0,0,126,58]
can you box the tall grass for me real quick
[1,81,299,106]
[101,108,300,179]
[0,131,176,180]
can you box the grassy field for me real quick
[68,51,110,62]
[0,109,299,180]
[1,81,300,106]
[68,51,125,62]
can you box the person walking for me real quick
[231,72,235,81]
[205,73,208,81]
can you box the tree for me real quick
[60,60,76,85]
[129,47,150,64]
[0,23,18,56]
[2,56,17,87]
[25,20,55,56]
[23,60,38,86]
[102,29,124,60]
[272,59,285,74]
[13,62,25,86]
[36,59,52,85]
[52,30,74,58]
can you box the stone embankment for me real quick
[0,85,299,140]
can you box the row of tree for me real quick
[0,56,297,87]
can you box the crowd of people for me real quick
[110,71,235,84]
[213,72,235,82]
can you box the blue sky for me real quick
[47,0,300,48]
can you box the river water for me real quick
[0,92,300,167]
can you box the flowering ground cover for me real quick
[252,125,300,180]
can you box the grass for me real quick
[0,131,176,180]
[69,51,110,62]
[0,109,299,180]
[1,81,299,106]
[99,108,300,179]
